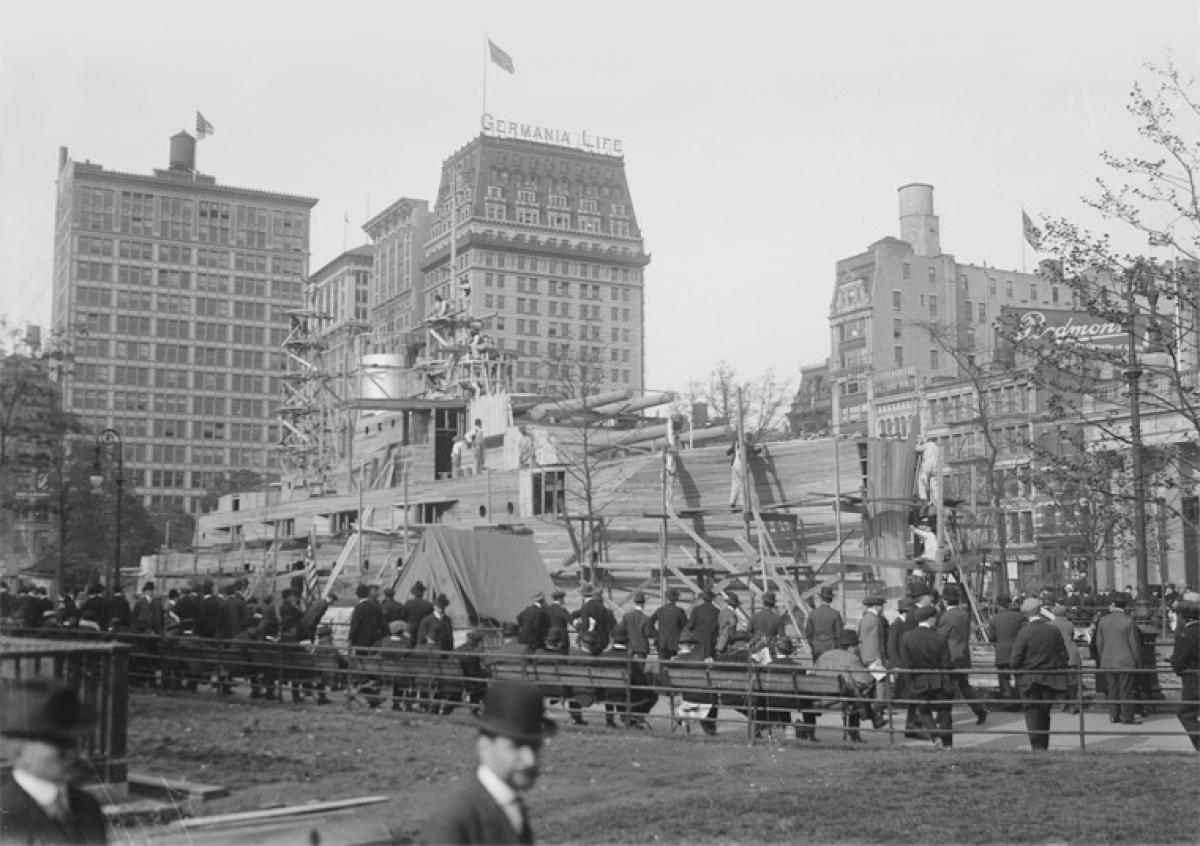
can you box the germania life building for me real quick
[51,133,317,513]
[419,124,651,394]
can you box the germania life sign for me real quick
[481,113,623,156]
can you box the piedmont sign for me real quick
[1011,309,1128,353]
[481,113,623,156]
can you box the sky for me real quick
[1,0,1197,396]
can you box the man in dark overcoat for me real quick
[647,588,687,659]
[987,595,1025,705]
[0,682,108,844]
[937,584,987,724]
[572,584,615,656]
[349,583,386,653]
[421,680,555,844]
[543,589,571,655]
[898,604,955,747]
[1169,592,1199,750]
[404,581,435,648]
[804,586,842,660]
[1094,592,1142,724]
[686,588,721,661]
[517,592,549,653]
[1009,597,1069,750]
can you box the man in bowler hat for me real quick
[421,680,555,844]
[0,681,108,843]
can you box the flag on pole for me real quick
[488,39,515,74]
[1022,210,1042,250]
[195,111,214,138]
[303,530,319,603]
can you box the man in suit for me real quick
[647,588,687,659]
[1094,592,1143,724]
[614,591,651,660]
[131,581,164,636]
[572,584,615,656]
[380,588,406,627]
[886,596,918,736]
[937,584,988,725]
[173,585,201,634]
[750,591,784,647]
[987,595,1025,707]
[404,581,435,649]
[349,584,386,654]
[79,584,108,632]
[1009,597,1070,750]
[1169,592,1199,750]
[898,604,955,748]
[422,680,556,844]
[543,589,571,655]
[685,588,721,661]
[417,594,455,651]
[1047,603,1083,713]
[858,592,890,720]
[805,586,842,660]
[217,584,246,641]
[0,681,108,844]
[517,592,550,653]
[198,580,223,639]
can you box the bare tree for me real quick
[688,360,793,441]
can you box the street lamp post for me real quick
[89,428,124,593]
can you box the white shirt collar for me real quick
[12,767,61,811]
[476,764,522,833]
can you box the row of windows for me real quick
[482,204,630,236]
[74,262,302,297]
[74,187,308,252]
[927,385,1033,424]
[75,238,302,275]
[74,311,288,339]
[479,252,641,283]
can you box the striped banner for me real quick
[303,531,319,603]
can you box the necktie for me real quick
[51,788,72,822]
[512,795,530,842]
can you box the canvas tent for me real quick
[392,526,555,631]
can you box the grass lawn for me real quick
[124,690,1199,844]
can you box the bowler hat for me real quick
[941,584,960,603]
[762,591,777,607]
[551,588,566,599]
[477,680,557,744]
[863,592,885,607]
[412,581,427,596]
[819,586,835,602]
[355,584,370,599]
[837,628,860,648]
[909,583,932,599]
[1,681,96,744]
[632,591,646,604]
[142,581,156,592]
[700,588,716,601]
[580,583,595,598]
[914,605,938,623]
[435,593,450,608]
[665,588,680,602]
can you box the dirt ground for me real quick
[123,689,1199,845]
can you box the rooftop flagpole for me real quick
[482,34,488,118]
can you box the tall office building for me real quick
[363,197,433,354]
[827,184,1053,436]
[51,133,318,512]
[421,132,650,394]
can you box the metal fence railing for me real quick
[2,626,1193,751]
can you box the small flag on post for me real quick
[488,39,515,74]
[1022,210,1042,250]
[195,111,214,139]
[303,532,319,603]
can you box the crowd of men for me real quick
[3,574,1196,751]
